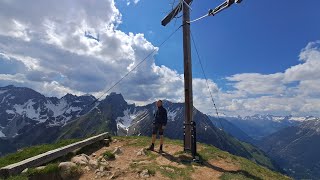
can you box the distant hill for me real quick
[259,119,320,179]
[208,116,256,144]
[0,139,15,157]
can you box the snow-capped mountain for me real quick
[241,114,317,122]
[0,85,96,138]
[224,114,319,140]
[0,85,277,171]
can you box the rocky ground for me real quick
[54,136,287,180]
[10,136,290,180]
[67,137,239,180]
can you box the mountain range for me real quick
[224,114,317,140]
[0,85,277,171]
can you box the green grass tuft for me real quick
[6,175,28,180]
[103,150,115,160]
[25,163,59,176]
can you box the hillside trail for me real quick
[79,137,239,180]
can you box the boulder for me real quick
[113,147,122,155]
[35,166,46,170]
[165,167,175,173]
[59,162,77,170]
[71,154,90,165]
[99,166,106,172]
[58,162,77,180]
[84,166,91,172]
[139,169,150,178]
[110,170,122,179]
[100,161,109,167]
[137,148,146,156]
[89,159,99,169]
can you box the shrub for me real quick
[103,151,115,160]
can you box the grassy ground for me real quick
[0,139,80,168]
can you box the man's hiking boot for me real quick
[159,144,163,153]
[147,144,154,151]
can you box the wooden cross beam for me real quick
[161,0,192,26]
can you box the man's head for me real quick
[156,100,163,107]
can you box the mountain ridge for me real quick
[258,119,320,179]
[0,85,278,172]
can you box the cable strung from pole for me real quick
[190,30,224,130]
[96,25,182,100]
[78,24,184,116]
[188,0,241,24]
[188,13,209,24]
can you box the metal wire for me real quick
[77,25,184,116]
[190,30,224,131]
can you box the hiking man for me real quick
[147,100,168,152]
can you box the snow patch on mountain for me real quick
[116,109,148,133]
[0,130,5,138]
[13,99,39,120]
[66,106,82,114]
[1,94,11,104]
[167,108,180,122]
[301,119,320,134]
[45,99,68,117]
[0,125,5,138]
[5,110,15,114]
[233,114,318,123]
[116,109,136,132]
[0,90,8,95]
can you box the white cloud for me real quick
[126,0,140,6]
[226,73,285,95]
[221,41,320,117]
[284,41,320,82]
[0,0,319,117]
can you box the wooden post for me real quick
[161,0,193,152]
[182,2,193,151]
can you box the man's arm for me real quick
[163,109,168,126]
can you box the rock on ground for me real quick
[139,169,150,178]
[89,159,99,169]
[136,148,146,156]
[59,162,77,170]
[113,147,123,155]
[35,166,46,170]
[71,154,90,165]
[58,161,77,180]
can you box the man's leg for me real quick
[159,126,164,152]
[147,124,158,151]
[152,134,156,144]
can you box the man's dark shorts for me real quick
[152,123,164,135]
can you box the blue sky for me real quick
[0,0,319,116]
[117,0,320,89]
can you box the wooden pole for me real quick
[182,1,193,151]
[161,0,193,152]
